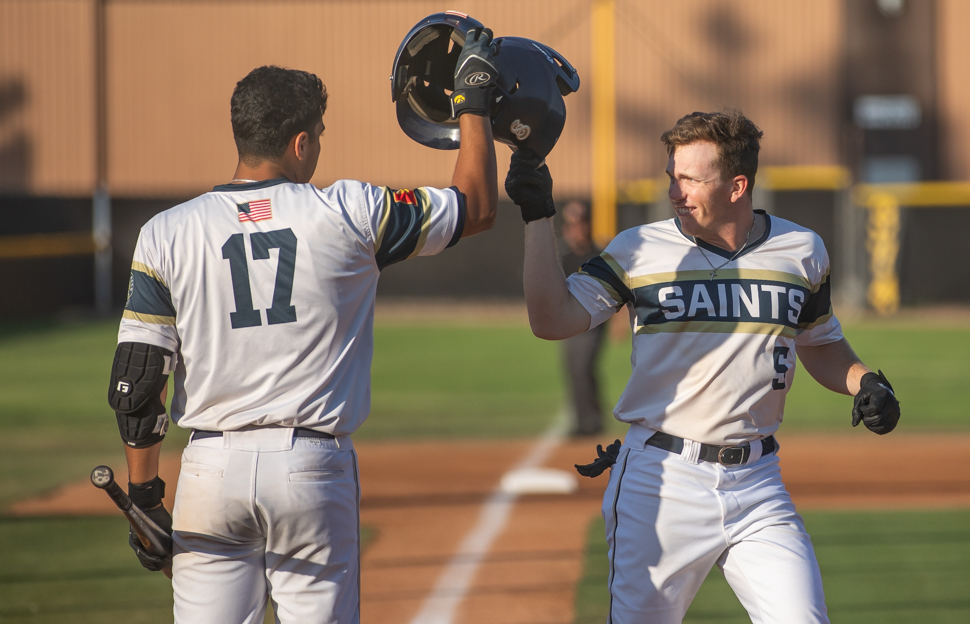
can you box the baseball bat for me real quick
[90,466,173,557]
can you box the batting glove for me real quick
[127,477,173,572]
[451,28,499,118]
[506,149,556,222]
[851,370,901,435]
[575,439,623,478]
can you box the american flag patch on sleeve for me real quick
[237,199,272,222]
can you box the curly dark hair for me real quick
[231,66,328,164]
[661,110,763,191]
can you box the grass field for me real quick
[575,510,970,623]
[2,314,967,508]
[0,312,968,622]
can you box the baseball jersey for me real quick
[117,178,465,436]
[567,211,842,445]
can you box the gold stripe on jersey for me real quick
[628,269,811,290]
[123,310,176,325]
[635,319,797,338]
[407,187,435,260]
[131,261,167,287]
[373,200,392,256]
[602,252,631,288]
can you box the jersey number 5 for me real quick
[772,346,790,390]
[222,229,298,329]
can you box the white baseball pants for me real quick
[603,426,828,624]
[171,428,360,624]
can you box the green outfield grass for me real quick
[0,515,375,623]
[1,315,969,508]
[575,509,970,623]
[0,312,968,621]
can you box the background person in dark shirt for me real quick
[558,201,606,436]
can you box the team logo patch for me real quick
[237,199,272,222]
[453,94,466,104]
[511,119,531,140]
[393,189,417,205]
[465,72,491,86]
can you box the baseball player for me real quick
[106,27,500,624]
[506,111,900,623]
[558,201,607,436]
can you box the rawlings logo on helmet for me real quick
[465,72,491,86]
[511,119,531,140]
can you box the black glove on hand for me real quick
[575,439,623,478]
[505,149,556,222]
[851,370,901,435]
[451,27,499,118]
[127,477,173,572]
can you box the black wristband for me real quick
[520,197,557,223]
[451,88,492,118]
[128,476,165,510]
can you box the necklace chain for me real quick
[695,217,756,281]
[229,178,259,184]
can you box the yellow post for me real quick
[591,0,616,248]
[865,192,901,315]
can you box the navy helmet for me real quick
[391,12,581,157]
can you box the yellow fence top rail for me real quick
[0,232,96,260]
[759,166,850,191]
[855,181,970,207]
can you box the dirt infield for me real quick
[11,433,970,624]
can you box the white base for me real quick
[499,467,579,495]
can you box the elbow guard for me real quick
[108,342,175,448]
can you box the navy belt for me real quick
[647,431,776,466]
[191,427,335,441]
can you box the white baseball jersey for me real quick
[118,177,464,436]
[567,211,842,445]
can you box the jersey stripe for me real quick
[578,254,634,306]
[629,268,811,290]
[635,319,797,338]
[374,187,433,270]
[126,267,176,324]
[798,271,833,328]
[122,310,177,326]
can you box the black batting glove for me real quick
[127,477,173,572]
[505,149,556,223]
[451,28,499,118]
[851,370,901,435]
[575,439,623,478]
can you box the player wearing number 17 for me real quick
[108,48,499,623]
[508,110,900,622]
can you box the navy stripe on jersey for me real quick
[446,187,466,248]
[124,266,176,325]
[798,272,833,329]
[578,256,634,306]
[374,187,433,270]
[628,274,826,336]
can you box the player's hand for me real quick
[451,27,500,118]
[575,439,623,477]
[506,148,556,223]
[851,370,900,435]
[128,504,173,572]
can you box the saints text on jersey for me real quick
[580,260,832,338]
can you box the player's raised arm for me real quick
[449,28,499,238]
[506,150,592,340]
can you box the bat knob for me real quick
[91,465,115,489]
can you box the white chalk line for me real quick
[407,411,570,624]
